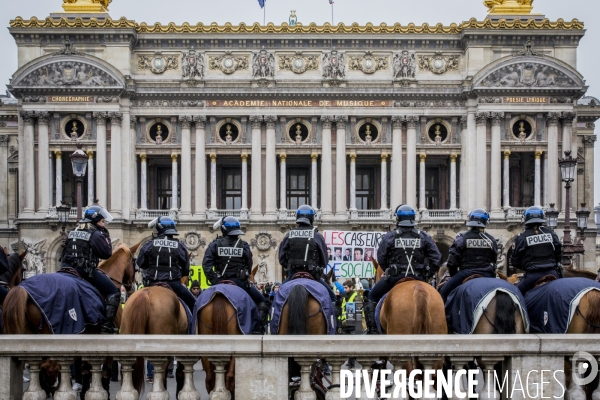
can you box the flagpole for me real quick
[331,2,334,25]
[264,2,266,25]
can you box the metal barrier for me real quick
[0,335,598,399]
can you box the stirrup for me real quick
[100,322,118,334]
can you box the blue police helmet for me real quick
[82,205,113,224]
[523,206,546,226]
[395,204,417,227]
[155,216,178,236]
[296,204,315,225]
[221,216,244,236]
[466,208,490,228]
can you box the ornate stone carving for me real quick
[194,115,207,128]
[582,135,597,146]
[255,254,269,284]
[513,40,542,57]
[21,239,47,279]
[131,99,204,108]
[22,96,47,103]
[349,51,388,74]
[478,97,503,103]
[209,52,249,74]
[183,231,206,251]
[252,49,275,79]
[391,116,403,129]
[481,63,575,87]
[491,112,505,124]
[395,100,464,108]
[19,62,119,87]
[418,52,459,74]
[250,232,277,251]
[264,115,277,128]
[279,52,319,74]
[138,52,179,74]
[322,50,346,80]
[50,39,86,56]
[37,112,50,124]
[475,112,489,124]
[96,96,118,103]
[20,111,36,123]
[182,49,204,80]
[93,111,108,122]
[108,112,123,124]
[249,115,263,128]
[561,112,575,124]
[321,115,334,129]
[585,123,596,129]
[179,115,193,128]
[393,50,417,79]
[0,122,6,128]
[405,116,418,129]
[0,135,9,147]
[546,112,560,125]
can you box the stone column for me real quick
[349,154,357,211]
[450,154,457,210]
[54,151,63,206]
[120,109,132,220]
[93,112,107,207]
[171,154,178,210]
[562,113,576,212]
[250,116,263,218]
[311,153,318,210]
[463,111,477,212]
[194,116,207,219]
[335,115,348,219]
[475,112,488,209]
[279,153,287,210]
[210,154,217,210]
[264,115,277,219]
[546,113,559,208]
[109,112,123,217]
[179,116,193,219]
[48,152,53,211]
[380,153,388,210]
[0,136,8,225]
[544,153,549,207]
[390,116,403,207]
[140,154,148,210]
[419,154,426,211]
[241,153,249,211]
[86,151,94,206]
[535,150,542,207]
[127,115,136,218]
[320,116,334,219]
[490,112,503,217]
[37,112,50,215]
[503,150,511,209]
[21,111,35,215]
[406,116,418,208]
[459,116,468,212]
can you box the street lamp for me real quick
[56,202,71,242]
[576,203,590,236]
[70,144,89,221]
[546,203,559,230]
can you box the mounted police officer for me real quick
[137,216,196,312]
[439,208,498,302]
[202,216,270,332]
[510,206,562,296]
[60,205,120,334]
[0,247,20,305]
[278,205,337,305]
[364,204,441,334]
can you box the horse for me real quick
[120,284,189,394]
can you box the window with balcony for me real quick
[156,166,174,210]
[221,167,242,210]
[286,167,311,210]
[356,167,375,210]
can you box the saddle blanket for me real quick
[445,278,529,334]
[525,277,600,333]
[270,278,336,335]
[193,284,259,335]
[20,272,104,334]
[179,298,194,335]
[375,293,388,334]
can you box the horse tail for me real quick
[121,290,151,394]
[287,285,308,335]
[584,290,600,334]
[2,286,29,334]
[413,283,430,335]
[212,294,230,334]
[493,291,516,334]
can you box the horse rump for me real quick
[287,285,309,335]
[584,290,600,334]
[2,286,29,334]
[412,282,431,335]
[493,291,516,334]
[211,293,231,334]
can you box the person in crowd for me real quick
[190,280,201,298]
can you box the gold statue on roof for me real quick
[484,0,534,15]
[62,0,111,13]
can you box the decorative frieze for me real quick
[279,52,319,74]
[131,100,204,107]
[138,52,179,74]
[348,52,388,74]
[209,52,249,74]
[322,50,345,80]
[418,52,459,74]
[481,63,576,87]
[252,49,275,79]
[18,62,119,87]
[392,50,417,79]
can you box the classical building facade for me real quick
[0,0,598,282]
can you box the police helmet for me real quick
[296,205,316,225]
[82,205,113,224]
[395,204,417,227]
[150,216,178,236]
[466,208,490,228]
[220,216,245,236]
[523,206,546,226]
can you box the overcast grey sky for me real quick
[1,0,599,208]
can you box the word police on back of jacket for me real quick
[395,238,421,248]
[153,238,179,249]
[526,234,553,247]
[68,231,92,241]
[218,247,243,257]
[466,239,491,249]
[289,229,315,239]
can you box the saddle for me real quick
[219,279,238,286]
[463,274,483,284]
[393,277,415,287]
[291,272,314,281]
[151,282,174,292]
[534,274,557,288]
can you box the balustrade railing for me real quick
[0,335,596,400]
[47,207,78,218]
[206,209,250,220]
[134,209,179,220]
[420,209,463,220]
[348,209,394,220]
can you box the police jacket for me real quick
[0,252,20,284]
[510,226,562,272]
[137,235,190,282]
[376,227,442,274]
[447,229,498,275]
[278,224,328,276]
[61,224,113,270]
[202,235,253,284]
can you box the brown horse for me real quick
[120,285,189,394]
[278,283,328,335]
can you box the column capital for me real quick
[19,111,36,123]
[54,150,62,159]
[380,153,388,161]
[320,115,334,129]
[491,112,505,125]
[475,112,489,125]
[210,153,217,162]
[86,150,94,159]
[279,153,287,162]
[249,115,263,128]
[582,134,597,146]
[334,115,348,128]
[535,150,543,159]
[460,115,468,130]
[405,116,418,129]
[349,153,357,162]
[264,115,277,127]
[140,153,147,162]
[420,153,427,161]
[391,115,403,129]
[241,153,248,162]
[129,115,137,129]
[560,111,576,124]
[546,112,560,125]
[179,115,193,128]
[37,112,50,124]
[92,111,108,124]
[311,153,319,162]
[450,154,458,162]
[171,153,179,162]
[109,112,123,124]
[193,115,207,128]
[504,150,511,159]
[0,135,8,147]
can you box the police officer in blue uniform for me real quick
[364,204,441,334]
[439,208,498,302]
[0,247,20,305]
[202,216,270,332]
[510,206,562,296]
[278,205,337,304]
[61,205,120,334]
[137,216,196,311]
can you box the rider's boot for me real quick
[255,300,271,334]
[100,293,120,334]
[363,299,378,334]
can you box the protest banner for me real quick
[323,230,386,280]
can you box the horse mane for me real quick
[99,244,136,289]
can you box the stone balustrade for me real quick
[0,335,598,400]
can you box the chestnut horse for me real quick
[278,284,327,335]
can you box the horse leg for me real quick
[175,361,185,397]
[201,356,216,393]
[226,357,235,398]
[162,358,170,390]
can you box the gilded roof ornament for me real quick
[62,0,111,13]
[484,0,534,15]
